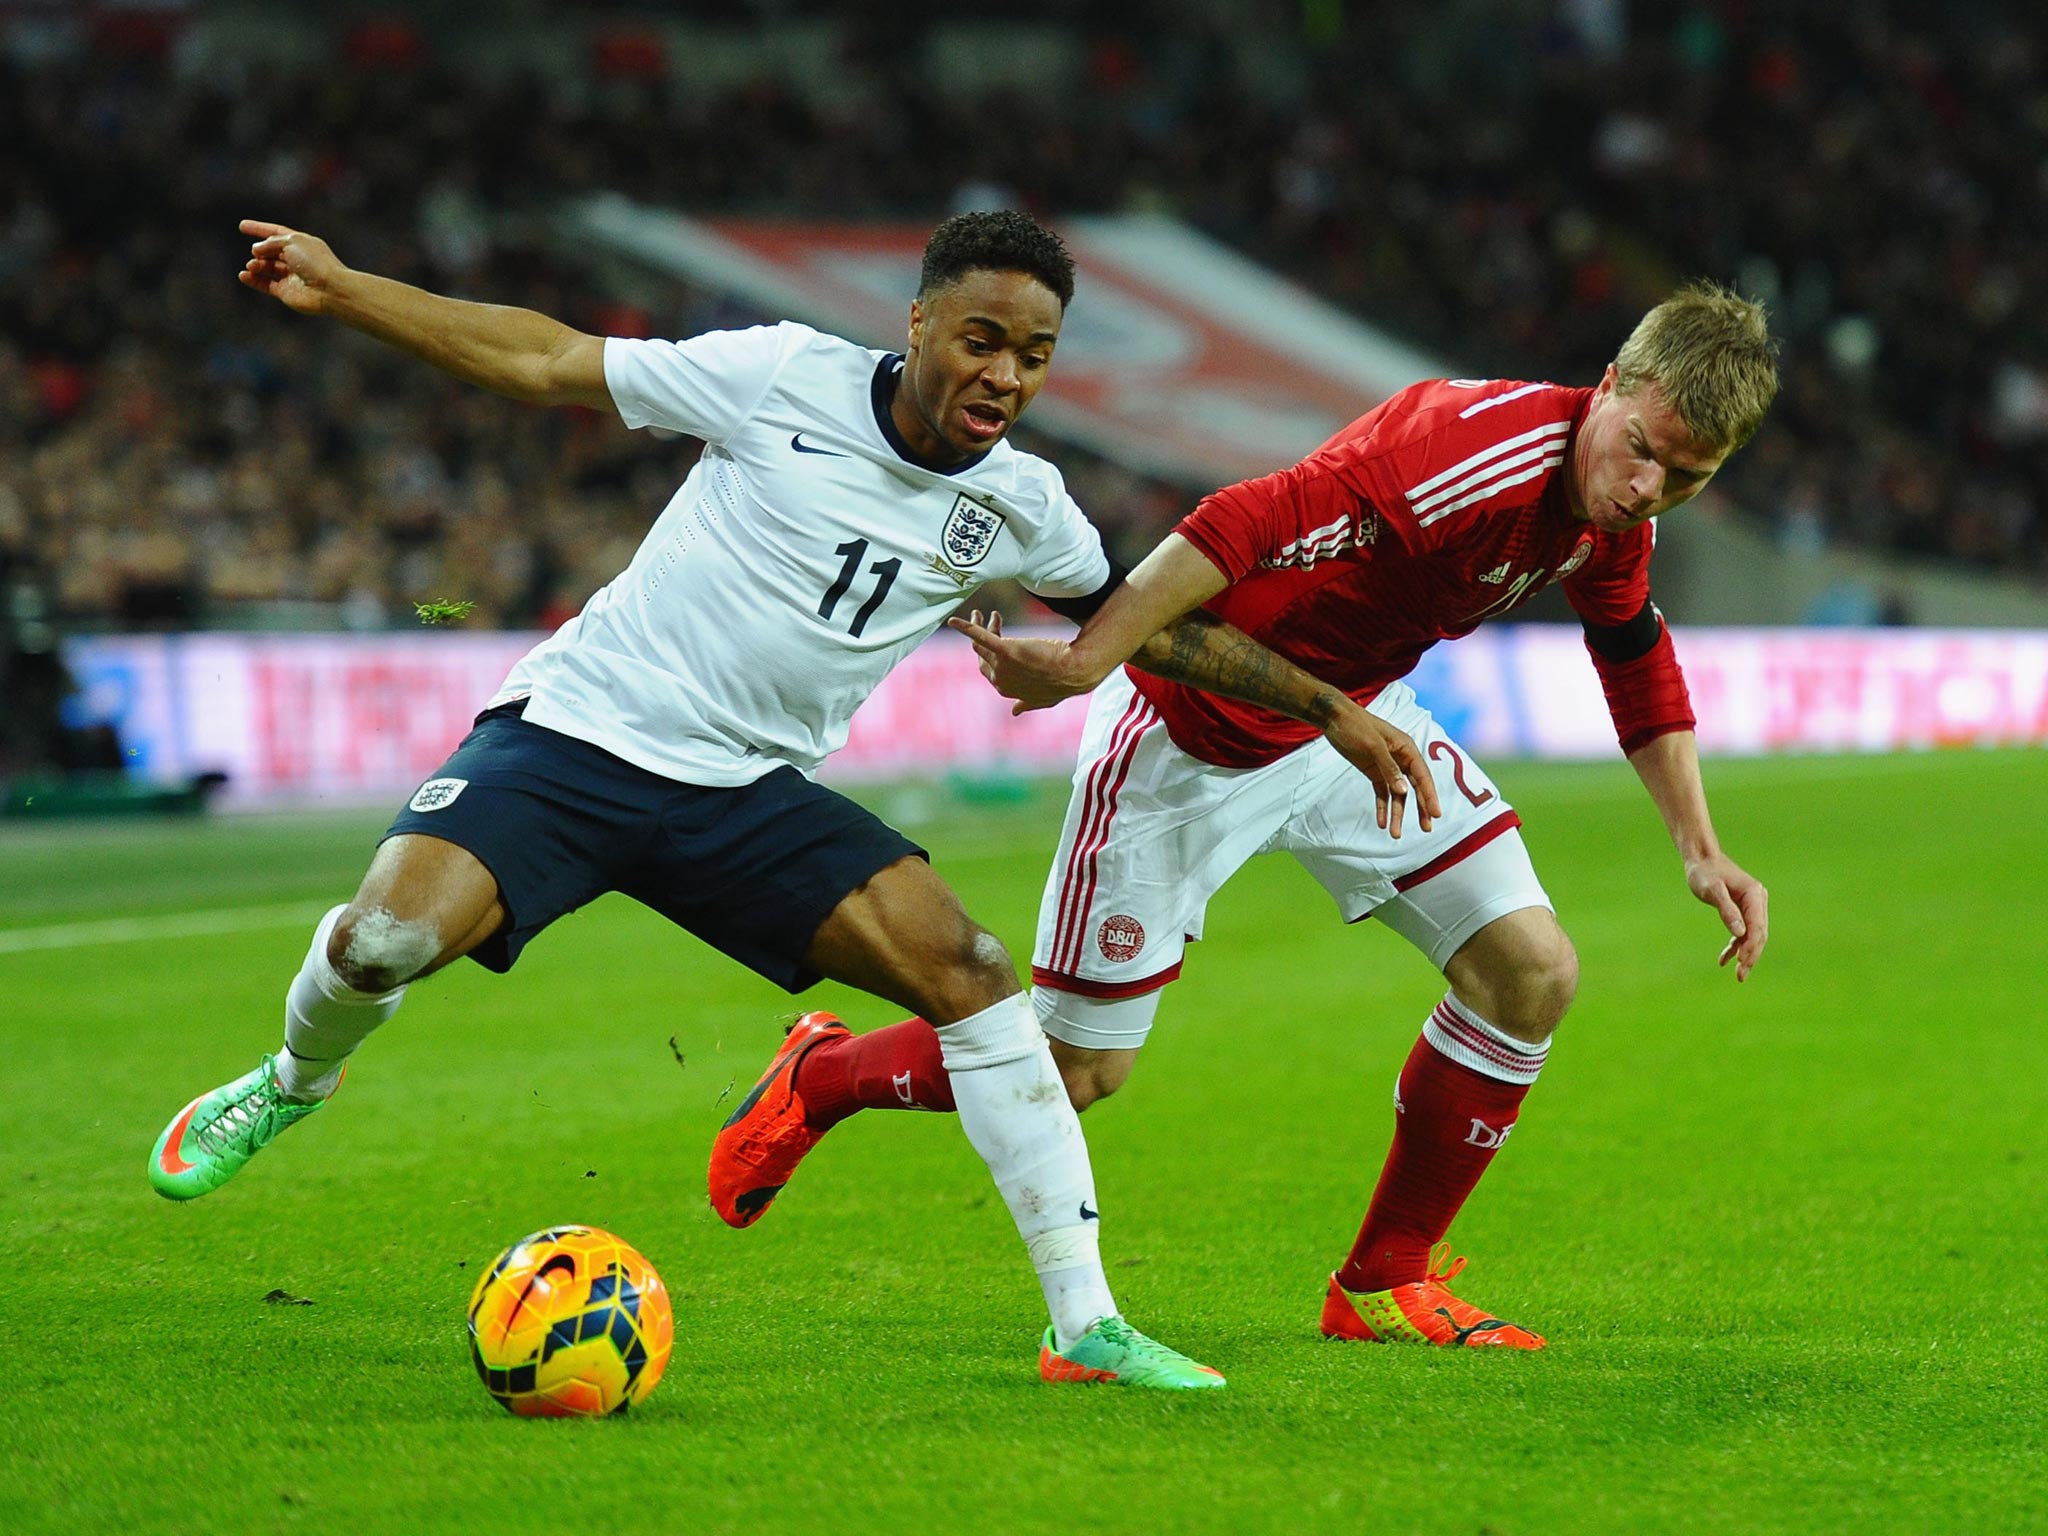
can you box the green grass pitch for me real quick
[3,750,2043,1534]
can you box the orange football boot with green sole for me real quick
[1321,1243,1545,1349]
[708,1011,850,1228]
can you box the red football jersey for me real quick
[1139,378,1663,768]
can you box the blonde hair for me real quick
[1614,281,1779,452]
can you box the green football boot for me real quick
[149,1054,328,1201]
[1038,1318,1227,1389]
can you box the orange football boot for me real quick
[707,1011,850,1228]
[1320,1243,1545,1349]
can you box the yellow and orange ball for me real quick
[466,1226,673,1417]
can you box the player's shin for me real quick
[1339,993,1548,1292]
[274,905,408,1101]
[933,993,1118,1350]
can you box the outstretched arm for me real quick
[952,562,1441,837]
[236,219,611,409]
[947,533,1226,707]
[1136,608,1439,837]
[1627,730,1769,980]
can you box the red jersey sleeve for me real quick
[1175,456,1407,584]
[1562,521,1654,625]
[1565,525,1694,754]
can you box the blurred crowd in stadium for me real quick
[3,2,2042,636]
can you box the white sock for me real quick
[275,905,407,1101]
[935,993,1119,1351]
[1424,992,1552,1085]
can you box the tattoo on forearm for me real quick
[1162,612,1214,675]
[1138,611,1332,723]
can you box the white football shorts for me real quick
[1030,669,1551,1050]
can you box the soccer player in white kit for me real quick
[147,211,1427,1388]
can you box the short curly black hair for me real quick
[917,210,1075,309]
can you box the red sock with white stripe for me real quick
[1338,993,1549,1293]
[794,1018,956,1128]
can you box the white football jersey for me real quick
[492,322,1111,785]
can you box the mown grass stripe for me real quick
[0,899,336,954]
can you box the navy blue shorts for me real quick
[383,704,925,992]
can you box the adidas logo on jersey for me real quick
[1258,510,1379,572]
[1478,562,1514,584]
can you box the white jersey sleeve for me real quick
[603,324,799,444]
[1016,478,1113,600]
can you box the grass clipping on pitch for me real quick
[414,598,477,626]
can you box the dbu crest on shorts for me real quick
[940,494,1004,567]
[1033,671,1553,997]
[1097,915,1145,962]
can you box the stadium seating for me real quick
[3,8,2039,636]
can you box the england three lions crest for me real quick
[940,494,1005,568]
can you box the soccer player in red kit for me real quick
[716,282,1776,1350]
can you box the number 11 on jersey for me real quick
[818,538,902,638]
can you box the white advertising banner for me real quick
[59,628,2048,810]
[1392,627,2048,758]
[58,630,1097,808]
[62,632,539,808]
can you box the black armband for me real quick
[1034,557,1129,625]
[1582,597,1663,663]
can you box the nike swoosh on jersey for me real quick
[791,432,847,456]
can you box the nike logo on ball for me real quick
[791,433,846,456]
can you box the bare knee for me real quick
[1049,1040,1136,1112]
[328,905,444,994]
[1519,931,1579,1033]
[1446,913,1579,1042]
[1059,1057,1124,1112]
[911,924,1021,1023]
[1493,932,1577,1039]
[964,927,1021,995]
[333,834,502,992]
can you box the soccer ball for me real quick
[466,1225,674,1417]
